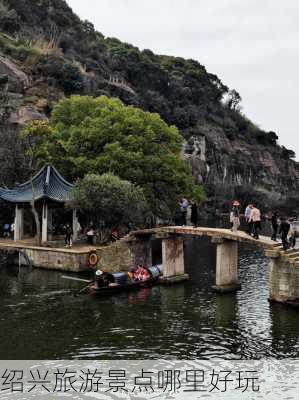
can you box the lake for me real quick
[0,233,298,360]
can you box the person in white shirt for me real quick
[245,204,253,235]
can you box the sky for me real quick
[67,0,299,158]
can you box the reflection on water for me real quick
[0,236,298,360]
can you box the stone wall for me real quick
[18,248,91,272]
[96,240,135,272]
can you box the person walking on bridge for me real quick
[249,204,261,239]
[245,204,253,235]
[191,200,198,227]
[270,211,279,241]
[279,217,290,251]
[231,201,240,232]
[180,197,189,226]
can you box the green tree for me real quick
[71,173,148,236]
[21,120,54,245]
[30,95,204,218]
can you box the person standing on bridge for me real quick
[245,204,253,235]
[191,200,198,227]
[270,211,279,241]
[180,197,189,226]
[231,201,240,232]
[250,204,261,239]
[279,217,290,251]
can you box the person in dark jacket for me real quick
[279,217,290,251]
[271,211,279,241]
[288,218,297,249]
[190,201,198,227]
[64,223,73,248]
[94,270,116,288]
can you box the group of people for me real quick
[230,201,297,250]
[269,213,297,251]
[128,265,152,282]
[62,221,99,247]
[93,264,152,289]
[230,202,262,239]
[174,198,199,227]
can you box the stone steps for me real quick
[287,252,299,259]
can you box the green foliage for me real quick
[72,173,148,230]
[36,57,83,94]
[281,146,296,160]
[21,120,54,170]
[60,62,83,94]
[225,89,242,111]
[268,131,278,145]
[30,95,204,217]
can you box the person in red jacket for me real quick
[134,265,151,281]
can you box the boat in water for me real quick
[88,265,162,296]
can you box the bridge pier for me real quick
[266,249,299,306]
[212,238,241,293]
[160,236,189,284]
[130,239,152,268]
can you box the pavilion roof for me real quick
[0,165,73,203]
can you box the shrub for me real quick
[71,173,149,232]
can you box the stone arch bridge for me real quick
[125,226,299,307]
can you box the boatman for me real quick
[94,269,116,288]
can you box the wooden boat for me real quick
[88,277,157,295]
[88,265,162,296]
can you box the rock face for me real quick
[0,54,29,93]
[183,125,299,210]
[9,105,48,126]
[0,0,298,212]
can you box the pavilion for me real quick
[0,165,79,244]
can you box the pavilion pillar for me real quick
[47,209,53,240]
[42,203,48,244]
[212,238,241,293]
[48,209,53,231]
[14,204,24,241]
[72,208,78,242]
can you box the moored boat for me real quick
[88,265,162,296]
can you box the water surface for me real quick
[0,235,298,360]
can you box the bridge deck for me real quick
[130,226,277,249]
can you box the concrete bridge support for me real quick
[266,250,299,306]
[130,239,152,268]
[212,238,241,293]
[160,236,189,283]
